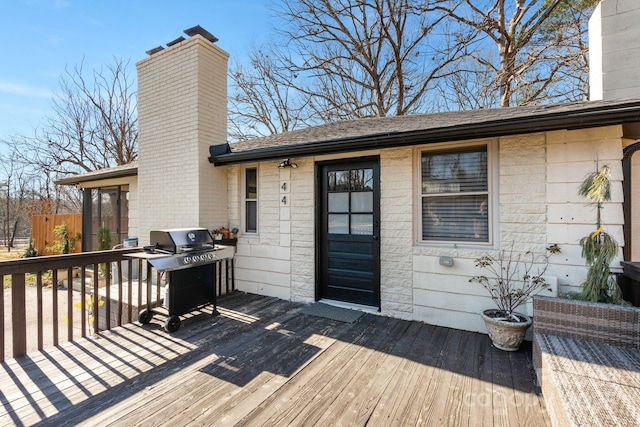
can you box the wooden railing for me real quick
[1,248,235,362]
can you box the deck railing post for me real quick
[1,274,4,361]
[67,267,73,341]
[11,273,27,358]
[93,263,99,334]
[0,247,142,361]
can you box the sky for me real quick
[0,0,273,140]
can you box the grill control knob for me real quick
[183,256,191,264]
[207,253,214,260]
[200,254,207,261]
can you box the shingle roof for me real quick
[55,162,138,186]
[210,98,640,165]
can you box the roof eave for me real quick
[55,166,139,186]
[209,103,640,166]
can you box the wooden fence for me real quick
[30,214,82,255]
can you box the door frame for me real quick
[314,156,381,308]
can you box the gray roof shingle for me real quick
[212,98,640,165]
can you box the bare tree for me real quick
[0,150,31,250]
[229,46,314,141]
[0,146,77,251]
[435,56,501,110]
[433,0,597,107]
[274,0,469,120]
[14,57,137,176]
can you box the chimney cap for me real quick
[146,46,165,56]
[166,36,185,47]
[184,25,218,43]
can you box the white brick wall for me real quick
[136,35,229,244]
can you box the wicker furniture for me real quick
[533,296,640,426]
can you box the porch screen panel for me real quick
[421,146,489,242]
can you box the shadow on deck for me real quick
[1,292,550,426]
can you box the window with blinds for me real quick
[421,145,489,242]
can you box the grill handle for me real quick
[143,245,172,255]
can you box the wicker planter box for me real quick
[532,296,640,426]
[533,295,640,349]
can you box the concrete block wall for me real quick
[412,136,549,333]
[136,35,229,244]
[380,148,413,320]
[232,161,293,301]
[499,133,547,253]
[546,125,625,294]
[289,158,316,302]
[227,126,624,333]
[589,0,640,100]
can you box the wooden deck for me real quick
[0,292,550,426]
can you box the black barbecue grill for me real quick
[128,228,234,332]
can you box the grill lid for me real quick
[150,228,214,254]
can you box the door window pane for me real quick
[351,214,373,235]
[334,171,350,191]
[351,192,373,213]
[328,192,349,213]
[351,169,373,190]
[328,214,349,234]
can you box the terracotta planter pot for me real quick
[481,309,532,351]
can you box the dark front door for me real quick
[317,157,380,308]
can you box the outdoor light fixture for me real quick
[278,159,298,169]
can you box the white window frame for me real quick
[242,166,258,234]
[415,139,498,247]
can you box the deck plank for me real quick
[77,295,296,427]
[0,292,548,426]
[469,327,495,426]
[313,318,412,426]
[237,315,393,426]
[150,312,340,425]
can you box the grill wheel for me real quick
[165,315,181,333]
[138,309,153,324]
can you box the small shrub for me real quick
[22,238,38,258]
[46,223,79,254]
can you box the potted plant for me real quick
[220,227,230,239]
[470,245,552,351]
[212,229,223,240]
[577,165,626,304]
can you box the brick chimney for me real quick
[589,0,640,100]
[136,26,229,243]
